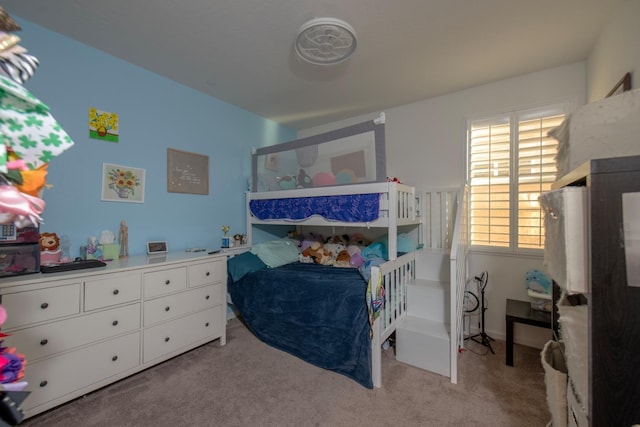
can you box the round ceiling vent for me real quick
[295,17,357,65]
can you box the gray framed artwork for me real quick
[167,148,209,195]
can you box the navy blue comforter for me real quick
[228,262,373,388]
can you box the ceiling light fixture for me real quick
[295,17,357,66]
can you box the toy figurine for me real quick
[119,220,129,258]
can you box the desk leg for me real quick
[506,317,514,366]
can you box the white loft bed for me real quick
[243,181,420,387]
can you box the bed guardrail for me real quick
[370,252,415,387]
[422,188,458,250]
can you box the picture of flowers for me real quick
[89,107,119,142]
[101,163,145,203]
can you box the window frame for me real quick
[465,102,572,255]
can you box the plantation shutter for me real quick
[517,114,564,249]
[469,117,511,247]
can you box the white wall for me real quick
[586,0,640,100]
[300,62,586,349]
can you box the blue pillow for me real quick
[227,251,267,282]
[250,238,300,268]
[397,233,416,253]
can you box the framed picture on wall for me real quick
[167,148,209,194]
[264,153,279,171]
[101,163,145,203]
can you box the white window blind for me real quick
[469,118,511,247]
[517,114,564,249]
[468,106,566,250]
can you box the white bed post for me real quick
[387,182,398,260]
[371,316,383,388]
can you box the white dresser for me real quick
[0,252,227,419]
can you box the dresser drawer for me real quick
[143,284,222,326]
[22,332,140,412]
[143,266,187,298]
[189,259,224,287]
[85,273,142,311]
[4,303,140,361]
[1,283,81,329]
[143,306,222,363]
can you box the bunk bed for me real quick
[226,114,430,387]
[229,180,421,388]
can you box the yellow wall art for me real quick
[89,107,119,142]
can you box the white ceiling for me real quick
[3,0,623,130]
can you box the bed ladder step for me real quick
[395,315,451,378]
[406,279,450,323]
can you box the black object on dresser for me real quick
[552,155,640,426]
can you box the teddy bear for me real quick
[39,232,60,252]
[39,232,62,265]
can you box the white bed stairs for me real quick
[395,186,469,383]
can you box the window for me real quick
[467,105,567,251]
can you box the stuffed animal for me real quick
[526,269,552,294]
[324,241,346,258]
[298,252,314,263]
[325,234,349,245]
[296,169,312,188]
[39,232,60,252]
[39,232,62,265]
[302,241,333,265]
[349,251,365,268]
[300,232,324,252]
[348,233,371,247]
[277,175,296,190]
[346,244,365,267]
[334,249,351,267]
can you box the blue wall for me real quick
[13,18,296,257]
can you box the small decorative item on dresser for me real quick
[221,225,231,248]
[119,220,128,258]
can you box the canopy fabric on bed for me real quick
[249,193,380,222]
[228,262,373,388]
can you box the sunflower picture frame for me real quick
[101,162,145,203]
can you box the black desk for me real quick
[505,298,551,366]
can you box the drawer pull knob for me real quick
[205,295,210,300]
[165,280,170,285]
[205,322,209,327]
[40,339,48,346]
[206,272,210,276]
[39,380,48,387]
[40,302,49,309]
[112,320,119,326]
[164,337,170,342]
[113,289,119,295]
[112,355,118,362]
[165,306,170,312]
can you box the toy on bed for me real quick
[302,241,334,265]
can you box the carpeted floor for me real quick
[21,318,550,427]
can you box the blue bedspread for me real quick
[249,193,380,222]
[228,262,373,388]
